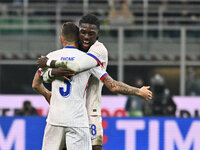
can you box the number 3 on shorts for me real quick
[91,124,97,136]
[59,79,72,97]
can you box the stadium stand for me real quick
[0,0,200,61]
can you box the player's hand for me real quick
[138,86,152,100]
[37,56,48,68]
[51,67,75,78]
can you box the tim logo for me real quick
[0,119,25,150]
[61,57,75,61]
[117,120,200,150]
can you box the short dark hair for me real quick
[79,13,100,30]
[61,22,79,42]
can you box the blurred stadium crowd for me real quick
[0,0,200,60]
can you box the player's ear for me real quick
[59,36,63,44]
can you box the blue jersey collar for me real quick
[64,46,76,49]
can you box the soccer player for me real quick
[35,14,152,150]
[39,22,110,150]
[76,14,112,150]
[77,15,116,150]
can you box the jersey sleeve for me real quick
[37,68,42,76]
[66,54,98,72]
[87,42,108,67]
[46,51,54,59]
[37,68,52,83]
[89,66,109,81]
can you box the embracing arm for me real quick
[32,71,51,104]
[102,75,152,100]
[37,54,98,73]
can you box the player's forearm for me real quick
[32,72,51,104]
[33,82,50,99]
[50,54,98,73]
[55,61,81,72]
[103,76,140,95]
[38,54,98,73]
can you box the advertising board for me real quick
[0,117,200,150]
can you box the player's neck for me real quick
[63,42,78,49]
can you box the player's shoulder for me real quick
[91,40,106,49]
[47,48,84,56]
[46,48,62,58]
[88,41,108,53]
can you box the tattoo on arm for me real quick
[103,76,139,95]
[103,76,117,88]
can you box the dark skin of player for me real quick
[78,23,99,52]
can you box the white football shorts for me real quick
[89,115,103,146]
[42,123,92,150]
